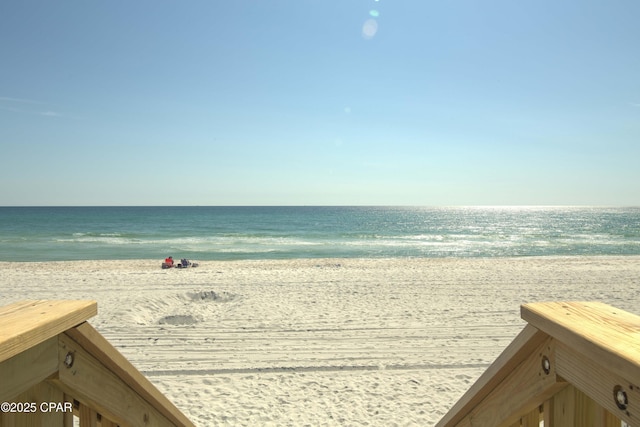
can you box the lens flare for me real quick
[362,19,378,39]
[370,10,379,17]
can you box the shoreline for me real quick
[2,256,639,425]
[2,253,640,265]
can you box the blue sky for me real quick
[1,0,638,206]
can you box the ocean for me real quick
[0,206,639,261]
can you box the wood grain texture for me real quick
[436,325,547,427]
[521,301,640,384]
[56,333,179,427]
[65,323,195,427]
[0,337,57,401]
[0,301,97,363]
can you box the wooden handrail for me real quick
[0,300,195,427]
[437,301,640,427]
[6,300,637,426]
[0,300,97,363]
[521,301,640,383]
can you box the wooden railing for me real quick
[436,301,640,427]
[5,300,638,426]
[0,300,195,427]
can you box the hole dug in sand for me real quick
[153,290,238,326]
[187,290,237,303]
[158,314,199,325]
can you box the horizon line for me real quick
[1,204,638,209]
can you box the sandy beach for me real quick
[1,256,639,426]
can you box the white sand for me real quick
[2,257,639,426]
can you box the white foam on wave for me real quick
[166,236,324,252]
[56,236,139,245]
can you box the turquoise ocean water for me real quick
[0,206,639,261]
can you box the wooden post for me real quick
[437,302,640,427]
[0,382,64,427]
[79,404,97,427]
[0,301,195,427]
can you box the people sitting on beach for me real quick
[162,257,199,269]
[162,256,174,269]
[177,258,199,268]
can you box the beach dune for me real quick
[1,257,639,426]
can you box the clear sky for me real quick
[1,1,638,206]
